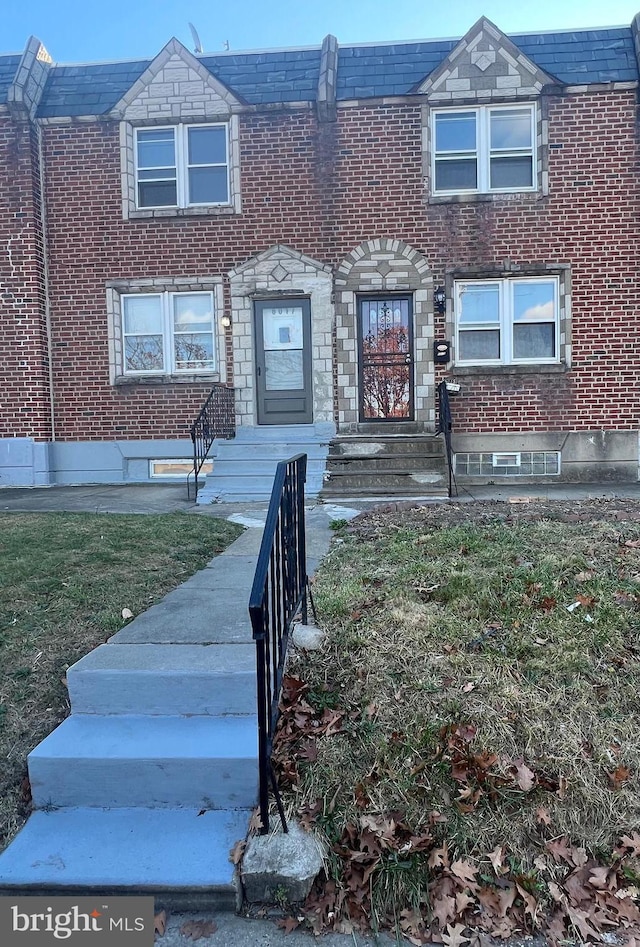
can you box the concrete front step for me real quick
[212,442,329,460]
[330,436,444,457]
[198,424,333,504]
[108,580,255,645]
[321,487,449,498]
[0,807,248,909]
[323,469,447,492]
[327,453,445,472]
[67,643,256,716]
[29,715,258,810]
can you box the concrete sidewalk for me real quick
[1,479,639,517]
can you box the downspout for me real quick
[36,122,55,445]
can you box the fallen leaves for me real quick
[513,759,536,792]
[229,838,246,865]
[608,764,632,790]
[153,910,166,937]
[179,919,217,940]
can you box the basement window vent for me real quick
[493,452,521,468]
[149,459,213,479]
[455,451,560,477]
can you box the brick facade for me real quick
[1,19,639,484]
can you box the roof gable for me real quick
[416,17,557,100]
[110,37,243,121]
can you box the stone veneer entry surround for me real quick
[334,239,436,430]
[229,246,334,429]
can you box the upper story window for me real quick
[135,124,230,209]
[122,291,216,374]
[433,105,536,195]
[455,277,558,365]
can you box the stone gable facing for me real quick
[418,18,556,102]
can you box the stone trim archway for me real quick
[229,246,334,429]
[334,238,435,430]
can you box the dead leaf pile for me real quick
[271,676,346,789]
[274,710,640,942]
[279,819,640,945]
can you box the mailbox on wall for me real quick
[433,340,451,364]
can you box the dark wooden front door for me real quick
[254,299,313,425]
[358,296,414,421]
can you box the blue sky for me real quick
[4,0,640,61]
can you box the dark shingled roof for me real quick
[2,26,637,117]
[0,55,20,103]
[37,60,149,117]
[336,27,639,98]
[200,48,322,104]
[37,47,322,117]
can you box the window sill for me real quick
[128,204,240,220]
[429,191,543,206]
[114,374,220,386]
[450,363,568,376]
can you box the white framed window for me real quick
[455,277,559,365]
[135,124,230,209]
[432,105,536,195]
[122,291,216,374]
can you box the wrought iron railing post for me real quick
[187,386,235,499]
[436,380,457,498]
[249,454,309,835]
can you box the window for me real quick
[455,451,560,476]
[122,291,216,374]
[455,278,558,365]
[433,105,536,194]
[135,124,230,209]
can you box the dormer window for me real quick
[432,104,536,195]
[135,123,230,209]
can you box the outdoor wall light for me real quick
[434,286,446,314]
[220,314,232,328]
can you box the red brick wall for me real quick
[0,116,51,440]
[328,94,640,433]
[42,111,331,441]
[34,89,640,441]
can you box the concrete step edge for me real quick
[0,807,250,910]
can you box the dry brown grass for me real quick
[289,499,640,865]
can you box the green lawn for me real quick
[0,511,242,848]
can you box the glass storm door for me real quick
[358,296,414,421]
[254,299,313,425]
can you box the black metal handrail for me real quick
[249,453,309,835]
[436,380,458,498]
[188,386,235,499]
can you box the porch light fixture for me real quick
[434,286,446,314]
[220,314,232,328]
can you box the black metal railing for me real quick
[188,386,235,499]
[249,453,310,835]
[436,380,458,498]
